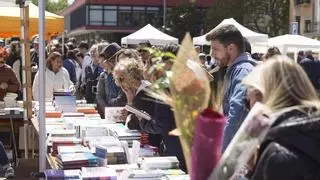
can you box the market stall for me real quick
[193,18,268,53]
[0,3,64,39]
[121,24,179,46]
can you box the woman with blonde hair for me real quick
[113,58,186,171]
[243,55,320,180]
[32,52,75,101]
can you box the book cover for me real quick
[44,169,81,179]
[124,105,151,121]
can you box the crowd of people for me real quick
[0,24,320,179]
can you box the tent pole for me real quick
[38,0,46,173]
[20,3,28,160]
[24,3,33,159]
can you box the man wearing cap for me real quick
[0,47,20,101]
[96,42,127,118]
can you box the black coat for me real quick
[249,107,320,180]
[299,57,320,90]
[128,86,186,171]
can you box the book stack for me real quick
[95,145,127,165]
[63,112,85,118]
[44,169,81,180]
[45,111,62,118]
[123,169,186,180]
[57,145,91,154]
[77,107,97,114]
[138,156,180,170]
[51,137,82,156]
[57,152,99,169]
[107,124,141,147]
[80,167,117,180]
[139,145,158,157]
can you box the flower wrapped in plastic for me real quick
[208,102,274,180]
[192,108,225,180]
[148,33,212,173]
[168,33,211,172]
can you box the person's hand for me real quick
[0,82,8,90]
[118,108,128,123]
[69,85,76,95]
[123,87,135,104]
[31,65,38,72]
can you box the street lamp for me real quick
[163,0,167,28]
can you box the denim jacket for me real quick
[222,52,256,151]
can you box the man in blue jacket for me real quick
[206,24,256,151]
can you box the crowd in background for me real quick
[1,24,320,179]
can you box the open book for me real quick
[125,104,152,121]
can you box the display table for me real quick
[0,108,24,166]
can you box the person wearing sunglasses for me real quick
[0,47,20,101]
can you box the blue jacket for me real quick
[63,58,77,85]
[96,71,127,118]
[222,52,256,151]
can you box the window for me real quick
[132,6,145,26]
[104,6,117,26]
[305,20,312,33]
[146,7,160,26]
[89,5,103,25]
[118,6,132,26]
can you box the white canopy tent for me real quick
[121,24,178,46]
[268,34,320,53]
[268,34,320,60]
[193,18,268,53]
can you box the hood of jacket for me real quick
[226,52,257,76]
[264,107,320,165]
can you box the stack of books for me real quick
[80,167,117,180]
[57,145,91,154]
[107,124,141,147]
[123,169,186,180]
[44,169,81,180]
[76,107,97,114]
[138,156,180,170]
[56,152,99,169]
[95,145,127,165]
[51,137,82,156]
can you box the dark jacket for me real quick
[250,107,320,180]
[127,84,186,171]
[299,57,320,90]
[63,58,77,85]
[84,63,103,103]
[96,71,127,118]
[223,52,256,150]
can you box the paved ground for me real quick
[0,159,39,180]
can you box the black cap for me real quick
[100,42,121,61]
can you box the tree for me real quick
[244,0,289,37]
[32,0,68,14]
[166,3,204,40]
[205,0,245,32]
[205,0,289,37]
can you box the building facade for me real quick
[60,0,213,43]
[290,0,320,38]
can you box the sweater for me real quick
[0,64,20,101]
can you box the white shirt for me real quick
[81,54,92,85]
[32,67,74,101]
